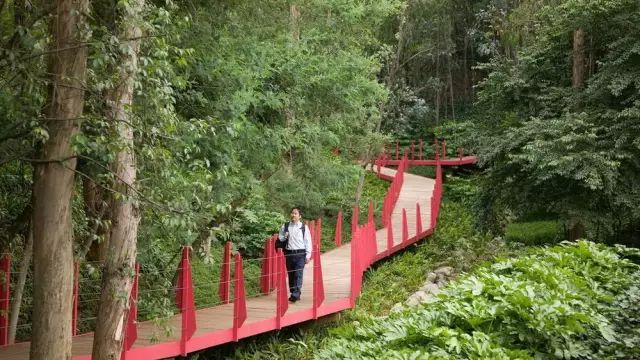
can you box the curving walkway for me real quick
[0,145,476,360]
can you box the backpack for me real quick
[275,222,306,250]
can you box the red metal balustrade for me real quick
[0,138,475,360]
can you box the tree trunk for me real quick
[91,0,144,358]
[79,178,109,261]
[448,52,455,121]
[435,53,441,125]
[572,28,585,89]
[8,223,32,344]
[30,0,89,359]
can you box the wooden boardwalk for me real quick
[0,165,440,360]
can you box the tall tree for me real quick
[91,0,144,357]
[30,0,89,358]
[572,28,585,89]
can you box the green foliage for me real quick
[461,0,640,243]
[318,241,640,359]
[505,220,564,246]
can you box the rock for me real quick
[426,272,437,283]
[434,266,453,277]
[406,296,421,307]
[422,283,440,295]
[436,279,448,288]
[436,273,445,282]
[390,302,404,313]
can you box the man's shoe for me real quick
[288,296,297,303]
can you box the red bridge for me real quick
[0,140,476,359]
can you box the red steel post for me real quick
[260,238,271,295]
[0,255,10,346]
[416,203,422,235]
[219,241,231,303]
[180,247,196,356]
[122,263,140,356]
[419,139,423,160]
[352,206,359,232]
[276,249,288,329]
[72,261,79,336]
[233,253,247,341]
[402,208,408,244]
[313,231,325,319]
[387,219,394,253]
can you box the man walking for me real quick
[278,207,312,303]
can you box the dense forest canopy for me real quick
[0,0,639,358]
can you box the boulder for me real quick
[425,272,437,283]
[390,302,404,313]
[434,266,453,277]
[422,283,440,295]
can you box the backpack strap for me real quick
[284,222,305,237]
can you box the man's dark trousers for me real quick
[285,249,306,300]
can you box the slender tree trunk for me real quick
[284,4,300,172]
[448,53,454,121]
[79,178,109,261]
[463,33,469,102]
[572,28,585,89]
[30,0,89,359]
[435,52,441,125]
[8,223,32,344]
[92,1,143,358]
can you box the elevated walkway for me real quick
[0,141,476,360]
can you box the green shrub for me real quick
[505,220,563,245]
[318,241,640,360]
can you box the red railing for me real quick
[0,138,473,360]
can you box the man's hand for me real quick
[305,258,310,264]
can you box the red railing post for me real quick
[0,255,10,346]
[219,241,231,303]
[402,208,408,244]
[313,229,325,319]
[352,206,359,232]
[233,253,247,341]
[276,249,288,329]
[370,221,378,263]
[179,246,196,356]
[335,210,343,247]
[317,218,322,249]
[431,196,436,229]
[416,203,422,235]
[419,139,423,160]
[72,261,79,336]
[121,263,140,359]
[387,218,394,253]
[350,228,362,305]
[270,235,278,291]
[260,238,272,295]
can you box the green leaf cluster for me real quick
[318,241,640,359]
